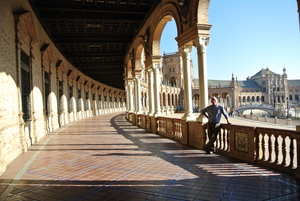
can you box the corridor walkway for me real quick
[0,112,299,201]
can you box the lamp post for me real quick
[272,85,275,107]
[270,85,275,116]
[250,100,253,115]
[286,97,289,119]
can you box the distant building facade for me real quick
[162,52,300,116]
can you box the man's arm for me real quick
[221,106,231,124]
[225,117,231,124]
[201,107,209,119]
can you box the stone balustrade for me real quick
[128,112,300,179]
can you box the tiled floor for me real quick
[0,112,299,201]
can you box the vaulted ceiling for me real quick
[29,0,160,90]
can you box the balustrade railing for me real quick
[216,124,230,152]
[255,127,298,174]
[127,112,300,178]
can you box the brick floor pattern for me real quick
[0,112,299,201]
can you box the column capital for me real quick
[127,80,134,85]
[134,74,141,80]
[178,45,192,56]
[193,37,210,53]
[146,67,153,73]
[144,55,162,68]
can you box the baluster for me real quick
[216,128,220,150]
[220,128,224,150]
[223,128,227,151]
[258,133,263,160]
[284,137,291,167]
[179,123,182,138]
[226,129,230,151]
[174,122,178,138]
[277,136,283,165]
[270,135,276,163]
[221,128,224,149]
[291,139,297,169]
[263,134,270,161]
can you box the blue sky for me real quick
[161,1,300,81]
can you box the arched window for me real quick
[169,77,177,87]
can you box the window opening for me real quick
[21,51,31,120]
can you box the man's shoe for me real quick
[205,147,211,154]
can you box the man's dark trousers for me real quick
[205,123,221,153]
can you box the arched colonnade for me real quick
[125,0,212,122]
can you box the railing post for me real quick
[179,120,188,145]
[187,122,206,149]
[149,116,157,133]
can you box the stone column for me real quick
[147,68,155,116]
[127,81,134,112]
[194,37,210,122]
[125,85,129,112]
[134,75,142,114]
[153,64,161,116]
[179,46,195,121]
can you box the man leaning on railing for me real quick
[201,97,231,154]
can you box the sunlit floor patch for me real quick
[196,163,281,177]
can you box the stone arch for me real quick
[59,94,68,126]
[77,98,84,117]
[126,60,133,79]
[169,76,177,87]
[46,92,58,132]
[69,97,76,113]
[211,93,219,98]
[152,9,181,56]
[193,0,210,24]
[134,41,146,71]
[243,96,246,103]
[221,92,229,99]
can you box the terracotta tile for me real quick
[0,113,299,201]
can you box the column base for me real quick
[196,114,208,123]
[182,112,195,121]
